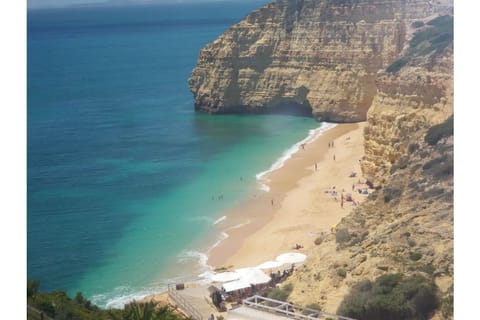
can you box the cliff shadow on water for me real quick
[195,101,313,118]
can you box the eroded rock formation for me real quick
[189,0,447,122]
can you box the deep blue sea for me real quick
[27,1,322,308]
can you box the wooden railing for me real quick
[243,295,356,320]
[27,305,53,320]
[167,285,203,320]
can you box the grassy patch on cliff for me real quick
[386,15,453,73]
[337,274,439,320]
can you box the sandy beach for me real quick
[208,122,368,269]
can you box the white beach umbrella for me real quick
[211,271,240,283]
[275,252,307,264]
[235,267,271,285]
[256,260,285,270]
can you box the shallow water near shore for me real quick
[27,1,324,308]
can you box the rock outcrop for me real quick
[189,0,448,122]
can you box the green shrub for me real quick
[386,58,408,73]
[337,274,439,320]
[27,279,186,320]
[383,187,402,203]
[410,252,423,261]
[386,15,452,74]
[390,158,409,174]
[408,143,419,154]
[336,228,351,244]
[35,298,56,317]
[267,283,293,302]
[425,116,453,145]
[337,268,347,278]
[410,15,453,54]
[408,239,417,247]
[441,294,453,318]
[423,155,447,170]
[27,279,39,298]
[368,190,378,201]
[421,263,436,275]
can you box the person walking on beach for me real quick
[271,199,274,206]
[333,154,336,161]
[315,163,317,171]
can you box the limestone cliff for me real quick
[284,13,453,318]
[189,0,448,122]
[361,15,453,186]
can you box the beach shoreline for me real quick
[207,122,367,270]
[142,121,368,308]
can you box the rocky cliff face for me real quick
[189,0,445,122]
[288,129,453,316]
[285,13,453,318]
[361,15,453,186]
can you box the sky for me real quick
[27,0,263,9]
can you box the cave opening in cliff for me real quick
[266,102,313,118]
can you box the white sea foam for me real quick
[93,284,168,309]
[176,250,210,270]
[228,219,251,230]
[256,122,337,188]
[209,231,229,251]
[213,215,227,225]
[258,182,271,192]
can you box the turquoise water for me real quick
[27,2,321,308]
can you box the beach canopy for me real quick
[275,252,307,264]
[211,271,240,283]
[222,279,251,293]
[256,260,285,270]
[235,267,271,285]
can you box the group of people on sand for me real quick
[293,243,304,250]
[325,182,364,208]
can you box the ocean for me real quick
[27,1,324,308]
